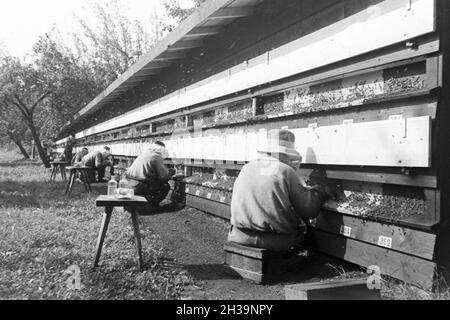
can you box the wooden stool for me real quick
[65,166,93,196]
[224,242,295,284]
[94,196,148,271]
[49,161,68,182]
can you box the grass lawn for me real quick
[0,150,192,300]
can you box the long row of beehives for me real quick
[58,35,442,289]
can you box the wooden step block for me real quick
[224,242,300,284]
[285,278,381,300]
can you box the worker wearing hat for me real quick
[228,129,332,252]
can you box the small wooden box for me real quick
[224,242,294,284]
[285,278,381,300]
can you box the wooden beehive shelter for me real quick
[57,0,450,290]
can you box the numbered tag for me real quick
[207,193,212,199]
[185,187,190,193]
[195,190,201,196]
[378,236,393,249]
[340,226,352,237]
[343,119,354,125]
[220,196,226,203]
[389,114,403,121]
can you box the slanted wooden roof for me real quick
[68,0,262,128]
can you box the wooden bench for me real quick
[49,161,68,182]
[285,278,381,300]
[94,196,149,271]
[65,166,93,196]
[224,242,304,284]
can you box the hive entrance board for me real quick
[290,116,431,167]
[147,116,432,167]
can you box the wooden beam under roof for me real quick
[167,40,204,51]
[124,78,147,83]
[183,27,223,38]
[154,51,186,61]
[135,69,161,76]
[142,61,173,70]
[207,7,254,19]
[129,74,156,80]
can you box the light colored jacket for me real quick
[230,154,322,235]
[82,151,104,168]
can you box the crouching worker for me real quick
[82,147,113,183]
[126,142,176,212]
[228,129,332,252]
[72,147,89,165]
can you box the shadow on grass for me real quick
[0,180,101,209]
[183,264,238,281]
[0,160,43,168]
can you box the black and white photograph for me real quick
[0,0,449,304]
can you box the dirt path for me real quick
[140,207,363,300]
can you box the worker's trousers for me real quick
[227,225,306,252]
[131,179,170,206]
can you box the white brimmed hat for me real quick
[257,129,302,161]
[148,143,169,159]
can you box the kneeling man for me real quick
[126,141,175,209]
[228,129,331,252]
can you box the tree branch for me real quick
[30,90,51,115]
[11,100,30,119]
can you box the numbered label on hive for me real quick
[378,236,393,249]
[195,190,201,196]
[340,225,352,237]
[207,193,212,199]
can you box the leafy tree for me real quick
[32,34,103,139]
[72,0,161,88]
[162,0,206,32]
[0,103,30,159]
[0,56,51,167]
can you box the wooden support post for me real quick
[252,97,259,116]
[424,189,440,224]
[425,55,442,89]
[184,165,193,178]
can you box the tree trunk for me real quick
[13,139,30,159]
[31,140,36,159]
[28,121,50,168]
